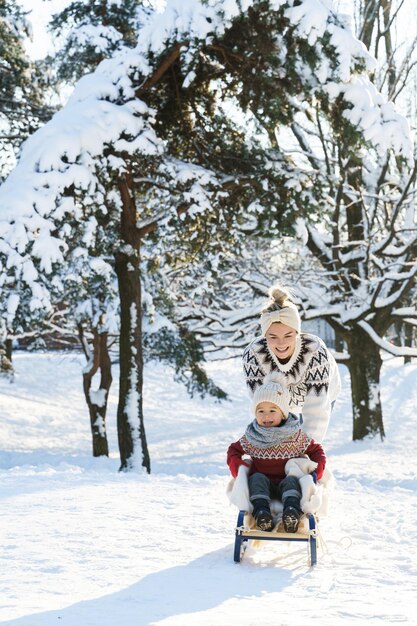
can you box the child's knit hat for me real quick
[252,373,292,417]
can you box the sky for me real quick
[20,0,70,59]
[20,0,417,59]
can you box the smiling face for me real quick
[265,322,297,360]
[255,401,286,427]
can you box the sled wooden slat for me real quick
[240,529,311,539]
[234,510,318,566]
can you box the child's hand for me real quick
[314,465,324,481]
[229,458,251,478]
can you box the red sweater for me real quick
[227,429,326,482]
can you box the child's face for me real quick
[255,401,286,427]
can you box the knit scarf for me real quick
[243,413,301,448]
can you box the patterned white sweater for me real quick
[242,332,341,442]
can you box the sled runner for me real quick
[233,509,318,566]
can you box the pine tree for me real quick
[46,0,141,84]
[0,0,52,177]
[0,0,412,470]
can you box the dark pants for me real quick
[248,472,302,509]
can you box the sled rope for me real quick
[316,532,352,557]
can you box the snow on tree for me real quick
[46,0,144,84]
[168,1,417,441]
[0,0,53,177]
[0,0,412,468]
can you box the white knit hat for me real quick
[252,373,292,417]
[260,304,301,335]
[260,286,301,335]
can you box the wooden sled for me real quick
[233,510,318,566]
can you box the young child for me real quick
[227,374,326,532]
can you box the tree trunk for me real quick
[115,173,150,473]
[0,337,14,378]
[5,338,12,362]
[79,325,111,457]
[359,0,379,51]
[347,329,385,440]
[403,323,414,365]
[334,331,345,353]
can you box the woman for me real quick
[243,285,340,442]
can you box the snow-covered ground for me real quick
[0,351,416,625]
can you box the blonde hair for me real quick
[263,284,298,313]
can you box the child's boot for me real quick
[282,496,301,533]
[252,499,273,531]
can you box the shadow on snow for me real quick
[4,546,306,626]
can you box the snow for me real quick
[285,0,330,46]
[19,0,71,60]
[1,351,416,625]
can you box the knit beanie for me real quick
[252,373,292,417]
[260,285,301,335]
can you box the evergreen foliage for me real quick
[0,0,51,176]
[47,0,142,83]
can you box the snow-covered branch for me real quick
[358,320,417,357]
